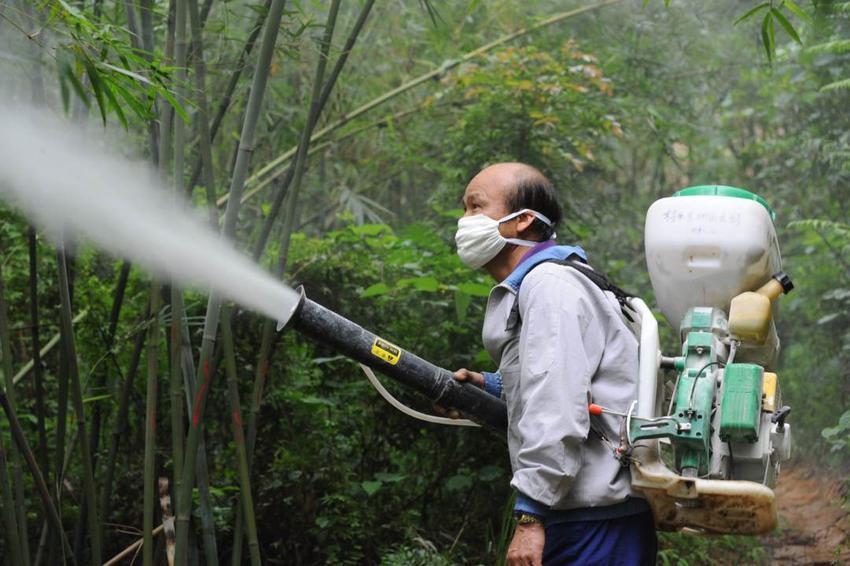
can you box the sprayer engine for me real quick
[626,186,792,534]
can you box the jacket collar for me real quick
[501,244,588,292]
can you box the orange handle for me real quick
[588,403,604,415]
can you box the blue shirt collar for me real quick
[502,243,588,291]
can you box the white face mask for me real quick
[455,209,554,269]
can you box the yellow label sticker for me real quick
[371,337,402,365]
[762,372,777,412]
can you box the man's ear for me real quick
[515,211,538,238]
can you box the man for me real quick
[452,162,657,566]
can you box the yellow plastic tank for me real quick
[728,274,793,344]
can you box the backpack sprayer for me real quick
[626,185,792,535]
[277,185,791,535]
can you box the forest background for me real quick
[0,0,848,564]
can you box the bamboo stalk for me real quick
[221,306,261,566]
[27,181,48,526]
[232,4,348,559]
[122,0,159,161]
[168,289,185,509]
[12,310,89,386]
[140,0,154,54]
[233,0,623,206]
[87,261,130,495]
[242,98,432,210]
[99,314,147,542]
[56,249,102,565]
[158,0,178,179]
[159,477,176,566]
[34,520,48,566]
[187,0,219,227]
[170,0,189,525]
[246,0,376,260]
[186,0,271,196]
[0,427,24,565]
[50,324,69,565]
[75,260,129,553]
[231,311,274,566]
[143,285,161,566]
[0,252,24,566]
[0,389,75,565]
[103,525,164,566]
[243,0,366,464]
[275,0,340,278]
[243,0,346,454]
[171,2,221,559]
[150,6,174,561]
[1,244,32,566]
[176,314,219,566]
[174,2,288,564]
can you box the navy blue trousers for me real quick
[542,510,657,566]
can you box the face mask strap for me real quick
[498,208,553,227]
[498,209,556,243]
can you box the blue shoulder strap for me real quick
[506,253,636,329]
[503,245,588,292]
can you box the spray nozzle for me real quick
[276,286,306,331]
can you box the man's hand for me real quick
[453,367,485,388]
[507,523,545,566]
[433,368,485,419]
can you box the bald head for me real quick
[462,162,561,239]
[469,162,549,193]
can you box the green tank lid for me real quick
[673,185,776,221]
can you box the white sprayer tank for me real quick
[644,186,781,328]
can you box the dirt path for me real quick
[762,464,850,565]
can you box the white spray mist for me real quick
[0,104,300,325]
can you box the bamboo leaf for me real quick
[782,0,813,24]
[455,290,471,321]
[58,62,72,113]
[398,276,439,292]
[807,39,850,55]
[159,88,190,123]
[374,472,406,483]
[56,0,84,19]
[97,61,153,85]
[110,81,152,120]
[83,57,109,125]
[761,12,775,62]
[83,394,112,404]
[734,2,769,25]
[446,474,473,491]
[361,283,390,298]
[771,7,802,45]
[101,80,129,129]
[62,63,91,110]
[457,282,491,297]
[820,77,850,92]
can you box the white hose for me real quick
[359,364,481,427]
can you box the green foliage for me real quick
[658,532,767,565]
[240,220,509,563]
[441,41,621,174]
[733,1,807,62]
[822,409,850,452]
[380,540,455,566]
[44,0,185,126]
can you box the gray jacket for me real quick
[482,246,643,517]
